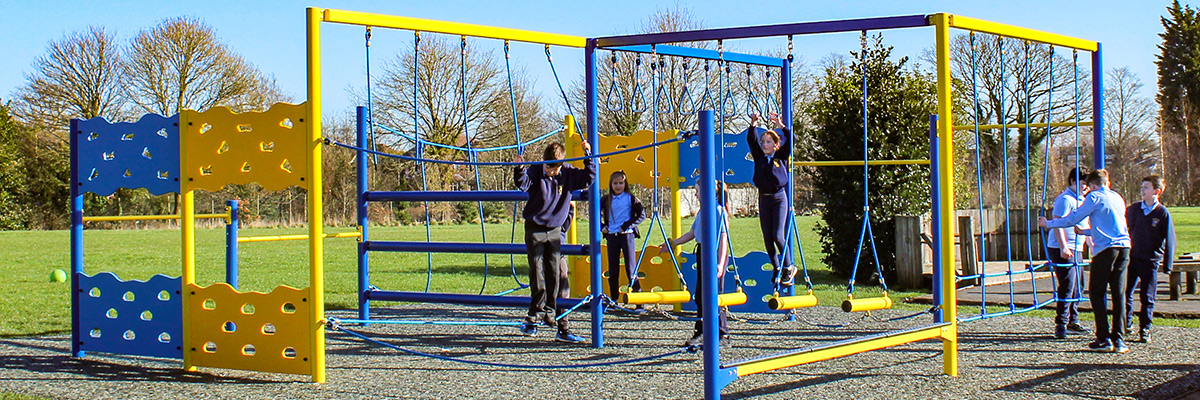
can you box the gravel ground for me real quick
[1,304,1197,399]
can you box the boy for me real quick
[1047,168,1092,339]
[1039,169,1131,353]
[514,141,595,343]
[1124,175,1176,344]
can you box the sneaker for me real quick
[684,332,703,347]
[1086,339,1113,353]
[555,331,586,344]
[1054,328,1066,340]
[1112,339,1129,354]
[1065,323,1092,335]
[781,266,797,287]
[1136,329,1151,344]
[519,323,538,337]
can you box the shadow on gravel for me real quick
[0,355,268,384]
[989,363,1200,399]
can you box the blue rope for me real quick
[998,36,1015,312]
[326,135,683,167]
[653,56,674,114]
[458,37,493,295]
[968,32,988,317]
[413,32,434,293]
[1040,46,1056,300]
[545,45,583,135]
[365,27,378,164]
[630,55,649,112]
[720,62,737,118]
[329,323,693,369]
[678,59,697,115]
[1021,41,1039,304]
[504,40,526,288]
[699,61,714,111]
[372,122,563,153]
[745,64,763,117]
[848,31,886,295]
[605,51,625,111]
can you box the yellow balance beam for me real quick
[945,14,1098,52]
[794,160,929,167]
[83,213,228,222]
[730,323,950,376]
[622,290,691,305]
[768,293,818,310]
[951,121,1094,131]
[238,232,362,243]
[320,8,586,48]
[841,294,893,313]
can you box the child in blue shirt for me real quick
[662,180,730,347]
[1039,169,1131,353]
[600,171,646,308]
[747,113,796,287]
[1046,168,1092,339]
[1123,175,1176,344]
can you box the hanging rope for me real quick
[630,54,649,112]
[605,51,625,111]
[327,135,685,167]
[504,40,526,289]
[545,45,584,136]
[654,54,674,114]
[678,58,697,115]
[719,41,737,118]
[847,31,886,295]
[745,64,763,117]
[997,35,1016,312]
[457,36,493,295]
[364,27,379,164]
[409,32,435,292]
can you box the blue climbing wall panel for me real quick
[75,114,180,196]
[678,250,782,314]
[77,272,182,359]
[677,127,758,188]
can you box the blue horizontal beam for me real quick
[364,241,589,255]
[606,44,785,67]
[594,15,931,47]
[364,190,587,202]
[365,290,586,308]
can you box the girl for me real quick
[663,180,729,346]
[748,113,796,287]
[600,171,646,307]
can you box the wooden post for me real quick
[958,216,979,287]
[895,215,924,289]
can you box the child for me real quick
[514,141,595,343]
[748,113,796,287]
[1124,175,1176,344]
[1047,168,1092,339]
[600,171,646,307]
[662,180,730,347]
[1039,169,1131,353]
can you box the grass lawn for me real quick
[2,208,1197,337]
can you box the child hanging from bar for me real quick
[748,112,797,287]
[600,170,647,310]
[662,180,730,347]
[1124,175,1176,344]
[514,141,595,344]
[1039,169,1131,354]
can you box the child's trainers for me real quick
[1112,339,1129,353]
[519,323,538,337]
[1086,338,1113,352]
[781,266,797,287]
[1065,323,1091,335]
[555,331,585,344]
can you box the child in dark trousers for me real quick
[600,171,646,307]
[662,180,730,347]
[748,113,796,287]
[1047,167,1092,339]
[1040,169,1131,353]
[1124,175,1177,344]
[514,142,595,343]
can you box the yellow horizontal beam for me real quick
[733,324,948,376]
[83,213,228,222]
[946,14,1098,52]
[320,8,587,48]
[952,121,1094,131]
[238,232,362,243]
[794,160,929,167]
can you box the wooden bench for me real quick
[1169,252,1200,301]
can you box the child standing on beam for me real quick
[748,113,797,287]
[600,171,646,309]
[514,141,595,344]
[1123,175,1176,344]
[1039,169,1131,354]
[662,180,730,347]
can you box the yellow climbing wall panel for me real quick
[187,283,313,376]
[569,244,683,300]
[566,129,680,191]
[180,103,309,192]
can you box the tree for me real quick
[11,26,129,134]
[0,101,32,229]
[1156,0,1200,206]
[807,35,935,284]
[1103,68,1159,198]
[124,16,289,115]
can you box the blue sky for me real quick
[0,0,1184,119]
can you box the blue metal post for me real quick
[585,39,605,348]
[356,106,371,321]
[225,200,239,289]
[1091,44,1104,170]
[781,56,795,299]
[70,119,84,358]
[929,115,943,323]
[698,110,721,399]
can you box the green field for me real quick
[2,209,1197,337]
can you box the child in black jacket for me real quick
[600,171,646,306]
[748,113,796,287]
[1123,175,1176,344]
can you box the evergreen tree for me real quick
[1156,0,1200,205]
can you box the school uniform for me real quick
[1046,186,1130,342]
[1046,187,1088,334]
[600,191,646,301]
[747,126,794,281]
[515,159,596,332]
[1124,201,1176,332]
[692,205,730,336]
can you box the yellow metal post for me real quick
[934,12,959,377]
[307,6,326,384]
[179,110,196,372]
